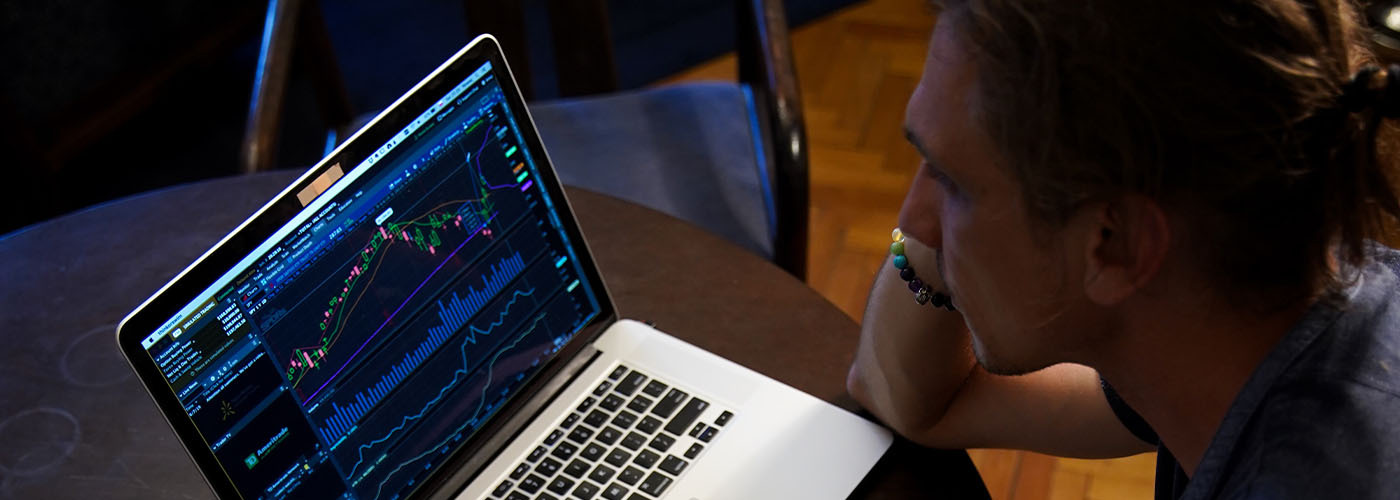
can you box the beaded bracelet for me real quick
[890,228,956,311]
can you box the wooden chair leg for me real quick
[296,0,355,152]
[242,0,302,174]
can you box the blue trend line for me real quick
[371,314,548,499]
[303,212,498,403]
[344,289,538,477]
[470,125,520,191]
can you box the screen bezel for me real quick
[115,34,619,499]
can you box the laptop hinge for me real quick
[426,344,604,498]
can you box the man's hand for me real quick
[847,167,1153,458]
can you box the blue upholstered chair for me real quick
[466,0,809,279]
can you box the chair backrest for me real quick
[465,0,811,280]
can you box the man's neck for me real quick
[1088,293,1308,476]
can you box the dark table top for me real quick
[0,171,986,499]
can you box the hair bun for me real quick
[1341,64,1400,118]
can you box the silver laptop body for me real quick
[117,34,891,500]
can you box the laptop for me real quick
[116,34,892,500]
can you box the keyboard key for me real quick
[715,410,733,426]
[618,466,644,485]
[577,397,597,413]
[545,430,564,446]
[650,389,688,418]
[611,411,638,429]
[571,481,600,499]
[520,474,546,493]
[561,413,581,429]
[626,395,653,414]
[641,380,668,397]
[621,432,646,450]
[616,372,648,396]
[505,492,529,500]
[684,443,703,459]
[600,394,625,412]
[596,426,622,446]
[639,472,673,497]
[628,495,647,500]
[593,381,613,396]
[584,410,610,428]
[664,398,709,435]
[698,427,718,443]
[636,416,662,434]
[602,483,628,500]
[511,463,531,480]
[648,434,675,453]
[604,448,631,467]
[553,442,579,460]
[528,446,547,462]
[581,443,607,461]
[688,423,706,438]
[539,494,559,500]
[608,365,628,380]
[536,457,563,477]
[565,459,590,478]
[632,450,660,468]
[659,455,688,475]
[548,476,575,495]
[493,480,513,497]
[589,464,615,484]
[568,427,594,444]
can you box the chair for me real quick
[466,0,810,279]
[244,0,810,280]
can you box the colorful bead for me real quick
[915,288,932,304]
[887,227,956,312]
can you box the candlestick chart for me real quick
[254,104,533,406]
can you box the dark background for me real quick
[0,0,856,235]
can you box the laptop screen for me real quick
[135,54,602,499]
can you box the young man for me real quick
[847,1,1400,498]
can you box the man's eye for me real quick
[925,163,960,194]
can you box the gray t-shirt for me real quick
[1104,245,1400,499]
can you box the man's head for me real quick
[902,0,1400,373]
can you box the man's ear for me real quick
[1083,195,1170,305]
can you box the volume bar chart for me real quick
[317,251,527,444]
[432,252,524,333]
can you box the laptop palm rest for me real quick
[459,319,893,499]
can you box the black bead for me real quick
[899,267,916,281]
[930,293,946,308]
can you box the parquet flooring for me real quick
[658,0,1157,498]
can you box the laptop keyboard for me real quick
[487,363,734,500]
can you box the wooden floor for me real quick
[659,0,1158,498]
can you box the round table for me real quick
[0,171,987,499]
